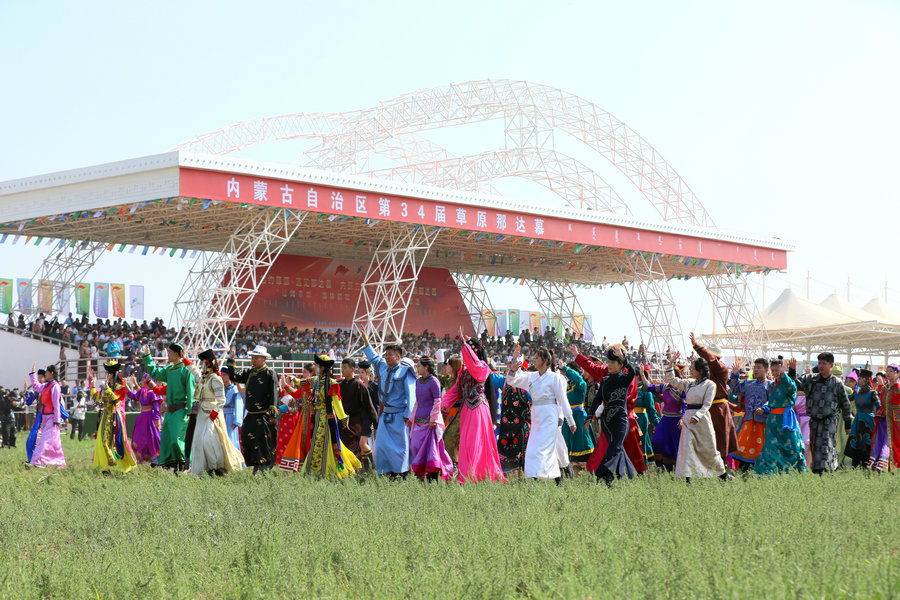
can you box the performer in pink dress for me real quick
[27,364,66,468]
[441,334,506,483]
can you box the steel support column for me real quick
[172,208,308,355]
[349,224,440,354]
[452,272,496,336]
[617,253,684,367]
[704,267,767,359]
[527,280,587,340]
[18,239,108,319]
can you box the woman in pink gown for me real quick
[441,336,506,483]
[27,364,66,468]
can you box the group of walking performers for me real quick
[17,329,900,484]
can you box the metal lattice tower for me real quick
[17,239,107,318]
[705,267,768,359]
[527,280,588,340]
[348,224,441,354]
[452,273,497,336]
[171,208,308,355]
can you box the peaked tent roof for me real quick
[861,299,900,326]
[753,289,856,330]
[819,293,882,323]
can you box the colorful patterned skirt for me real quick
[278,404,313,472]
[275,410,299,464]
[730,419,766,464]
[867,417,898,471]
[301,407,360,480]
[497,387,530,471]
[753,412,806,474]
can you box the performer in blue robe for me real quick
[362,332,416,478]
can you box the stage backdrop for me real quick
[242,255,473,335]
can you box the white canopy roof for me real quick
[708,289,900,356]
[819,293,881,323]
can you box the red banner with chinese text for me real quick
[241,255,473,335]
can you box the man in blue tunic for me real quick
[728,358,771,469]
[361,330,416,478]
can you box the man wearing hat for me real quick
[361,330,417,477]
[226,345,280,474]
[691,332,738,466]
[788,353,852,474]
[0,390,18,448]
[845,366,877,468]
[140,341,196,471]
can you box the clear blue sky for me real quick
[1,1,898,356]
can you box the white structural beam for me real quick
[349,224,441,354]
[617,253,684,364]
[172,208,308,355]
[452,273,496,336]
[705,267,768,359]
[18,239,107,318]
[527,280,587,340]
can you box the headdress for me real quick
[314,354,334,370]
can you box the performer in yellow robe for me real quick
[301,354,361,480]
[91,361,137,474]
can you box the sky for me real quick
[1,0,899,358]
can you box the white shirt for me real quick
[505,369,575,427]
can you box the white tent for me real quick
[707,289,900,359]
[819,293,882,323]
[862,298,900,326]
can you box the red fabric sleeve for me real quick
[574,354,608,382]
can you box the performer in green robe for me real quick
[560,362,594,463]
[140,342,195,471]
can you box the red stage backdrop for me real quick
[242,255,473,334]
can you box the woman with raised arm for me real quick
[640,361,685,472]
[754,356,806,474]
[505,346,574,484]
[664,352,729,481]
[26,363,66,468]
[278,363,317,472]
[583,345,637,485]
[441,331,506,482]
[126,373,162,464]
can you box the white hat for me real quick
[706,343,723,358]
[249,345,272,359]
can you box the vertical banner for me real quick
[571,314,584,337]
[529,312,542,333]
[37,280,53,313]
[16,279,32,312]
[110,284,126,318]
[129,285,145,320]
[550,314,563,337]
[74,283,90,316]
[539,314,549,334]
[494,310,507,336]
[481,309,497,337]
[93,283,109,319]
[583,315,594,342]
[56,286,71,315]
[508,309,520,335]
[0,279,12,313]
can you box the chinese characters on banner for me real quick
[178,168,787,270]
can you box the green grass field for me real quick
[0,437,897,600]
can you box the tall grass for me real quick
[0,438,896,599]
